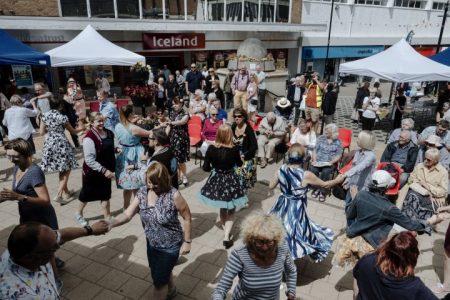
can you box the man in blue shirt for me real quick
[98,90,119,133]
[212,99,228,121]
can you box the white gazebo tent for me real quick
[339,39,450,82]
[46,25,144,66]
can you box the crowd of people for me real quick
[0,64,450,300]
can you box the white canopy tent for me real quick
[46,25,145,67]
[339,39,450,82]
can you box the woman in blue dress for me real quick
[115,105,152,209]
[269,143,345,262]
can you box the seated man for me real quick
[416,135,450,170]
[257,112,287,168]
[380,129,418,188]
[274,97,295,127]
[387,118,418,144]
[0,221,108,298]
[211,99,228,122]
[418,119,450,151]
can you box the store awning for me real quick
[0,29,50,65]
[430,47,450,66]
[302,45,384,60]
[339,39,450,82]
[46,25,145,67]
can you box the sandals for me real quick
[318,193,326,202]
[311,190,320,199]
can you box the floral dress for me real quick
[40,110,78,172]
[115,123,145,190]
[169,110,190,164]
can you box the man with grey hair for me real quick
[254,65,266,113]
[287,75,306,125]
[381,129,419,187]
[257,112,287,168]
[387,118,417,144]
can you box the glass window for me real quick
[355,0,382,5]
[226,1,243,21]
[143,0,167,19]
[432,1,446,9]
[276,0,289,22]
[167,0,188,19]
[117,0,139,18]
[244,1,259,22]
[208,0,225,21]
[60,0,88,17]
[394,0,425,8]
[261,0,275,22]
[90,0,115,18]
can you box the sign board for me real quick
[12,65,33,86]
[143,33,205,50]
[84,66,114,85]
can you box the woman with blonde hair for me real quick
[198,124,248,248]
[270,144,345,262]
[115,105,152,209]
[246,74,259,120]
[213,212,297,300]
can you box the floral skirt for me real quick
[332,235,374,267]
[236,159,257,190]
[401,190,438,221]
[199,168,248,210]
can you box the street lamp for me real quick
[324,0,336,81]
[437,0,450,54]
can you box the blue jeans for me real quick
[146,240,181,288]
[345,190,354,226]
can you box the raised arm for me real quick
[174,191,192,255]
[108,196,140,229]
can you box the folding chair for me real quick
[188,123,202,165]
[338,128,352,152]
[89,101,100,112]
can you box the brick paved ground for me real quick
[0,83,447,300]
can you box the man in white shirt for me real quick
[254,65,267,113]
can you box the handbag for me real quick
[409,182,430,196]
[351,109,359,121]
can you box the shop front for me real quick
[301,45,385,80]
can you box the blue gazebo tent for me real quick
[0,29,50,65]
[430,48,450,67]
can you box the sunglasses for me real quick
[234,115,243,118]
[211,113,218,116]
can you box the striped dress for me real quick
[212,242,296,300]
[270,165,334,262]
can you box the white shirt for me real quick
[290,128,317,152]
[3,106,38,140]
[362,96,380,119]
[255,71,266,90]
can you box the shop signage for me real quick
[143,33,205,50]
[12,65,33,86]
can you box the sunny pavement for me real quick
[0,82,447,300]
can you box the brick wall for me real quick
[0,0,59,16]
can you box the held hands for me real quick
[104,170,115,179]
[350,185,358,200]
[90,220,110,235]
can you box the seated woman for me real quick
[200,107,223,157]
[402,148,448,221]
[354,231,439,300]
[437,101,450,123]
[189,89,207,121]
[309,123,343,202]
[387,118,418,144]
[290,118,316,155]
[212,212,297,300]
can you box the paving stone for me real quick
[117,277,149,299]
[65,280,102,300]
[97,269,132,291]
[92,289,125,300]
[77,261,111,283]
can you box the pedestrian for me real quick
[322,82,338,125]
[255,64,267,113]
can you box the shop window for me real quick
[244,1,259,22]
[275,0,290,22]
[354,0,382,5]
[60,0,88,17]
[432,1,446,10]
[167,0,189,19]
[209,0,226,21]
[117,0,139,18]
[226,1,243,21]
[90,0,115,18]
[394,0,425,8]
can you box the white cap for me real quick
[371,170,396,188]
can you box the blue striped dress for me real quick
[212,242,296,300]
[270,165,334,262]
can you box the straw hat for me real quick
[425,135,442,147]
[277,97,291,108]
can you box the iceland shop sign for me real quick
[143,33,205,50]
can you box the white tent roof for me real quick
[339,39,450,82]
[46,25,145,67]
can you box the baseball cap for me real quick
[371,170,396,188]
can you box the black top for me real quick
[355,88,369,109]
[213,88,225,105]
[203,146,243,172]
[354,253,438,300]
[151,147,179,189]
[186,71,204,93]
[165,80,178,99]
[395,95,407,109]
[204,75,219,95]
[231,123,257,161]
[322,90,338,115]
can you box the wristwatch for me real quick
[84,225,93,236]
[21,196,28,202]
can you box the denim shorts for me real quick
[146,240,181,288]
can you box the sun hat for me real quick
[425,135,442,147]
[277,97,291,108]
